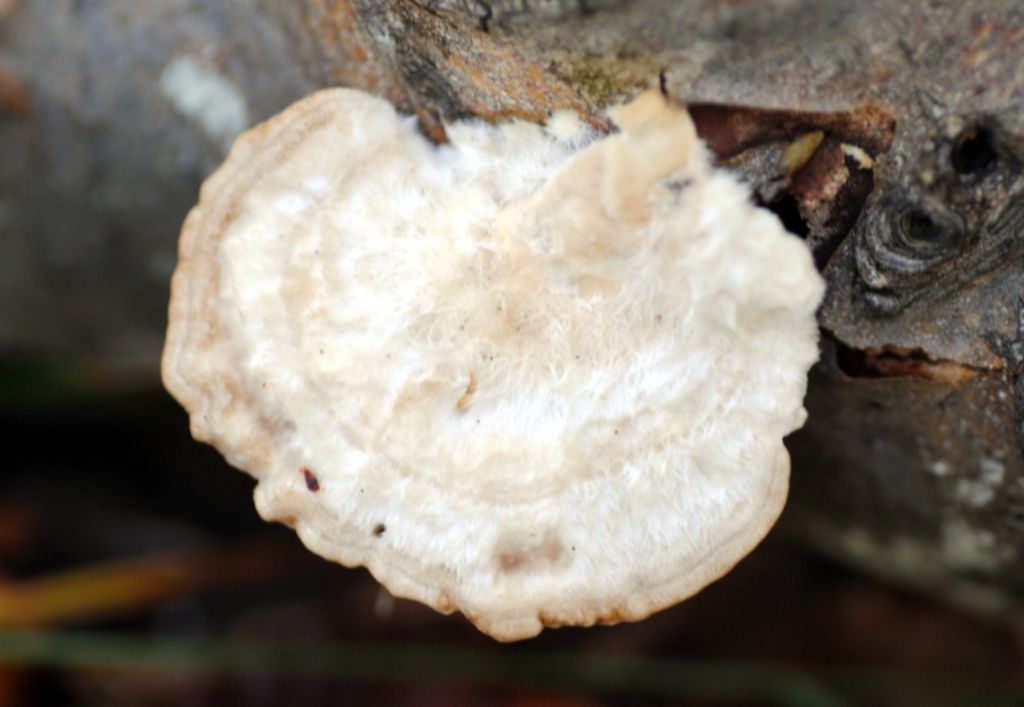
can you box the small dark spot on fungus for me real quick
[301,467,320,492]
[373,523,387,537]
[495,531,567,574]
[665,177,693,193]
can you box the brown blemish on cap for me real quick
[301,467,320,492]
[456,371,477,411]
[494,530,568,574]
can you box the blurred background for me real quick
[3,381,1022,705]
[2,1,1023,705]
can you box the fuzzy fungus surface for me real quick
[162,88,825,641]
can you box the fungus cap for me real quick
[162,88,824,640]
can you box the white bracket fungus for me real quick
[162,88,825,640]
